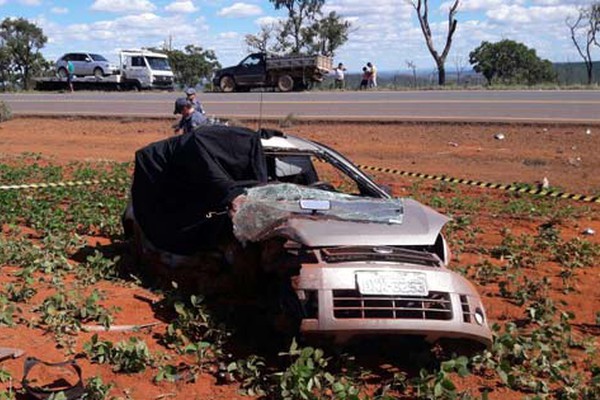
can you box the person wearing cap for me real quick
[174,99,207,135]
[173,97,187,115]
[184,88,205,114]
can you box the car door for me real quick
[124,55,150,87]
[71,53,88,76]
[235,54,265,86]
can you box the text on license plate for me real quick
[356,271,428,296]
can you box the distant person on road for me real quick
[359,67,370,90]
[66,60,74,93]
[175,100,207,135]
[185,88,205,114]
[367,62,377,89]
[333,63,347,90]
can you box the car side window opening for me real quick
[241,55,262,67]
[265,154,361,195]
[131,56,145,67]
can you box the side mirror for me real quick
[85,58,92,63]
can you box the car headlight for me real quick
[474,307,485,325]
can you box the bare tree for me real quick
[245,23,278,53]
[408,0,459,85]
[453,53,467,85]
[406,60,417,88]
[566,4,598,85]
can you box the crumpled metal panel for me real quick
[233,183,404,243]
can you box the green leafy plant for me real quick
[84,334,154,373]
[276,339,361,400]
[0,295,16,327]
[81,376,113,400]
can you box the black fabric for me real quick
[132,125,268,255]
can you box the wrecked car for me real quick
[123,125,492,348]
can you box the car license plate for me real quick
[356,271,428,296]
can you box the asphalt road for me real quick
[2,90,600,123]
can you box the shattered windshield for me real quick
[233,183,404,242]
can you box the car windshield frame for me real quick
[90,54,108,62]
[145,56,171,71]
[263,147,389,199]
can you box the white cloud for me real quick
[0,0,7,5]
[50,7,69,14]
[217,2,262,18]
[90,0,156,13]
[18,0,42,5]
[218,31,239,39]
[165,1,198,13]
[254,16,282,27]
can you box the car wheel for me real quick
[277,75,294,92]
[57,68,68,79]
[219,76,236,92]
[93,67,104,79]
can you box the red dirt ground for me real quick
[0,117,599,399]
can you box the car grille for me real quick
[460,295,471,323]
[332,289,452,320]
[153,76,173,84]
[322,247,441,267]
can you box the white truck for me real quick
[35,49,174,91]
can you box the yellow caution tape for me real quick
[0,177,129,191]
[356,164,600,204]
[1,165,598,205]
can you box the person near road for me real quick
[359,67,370,90]
[367,62,377,89]
[66,60,74,93]
[185,88,205,114]
[333,63,347,90]
[175,100,207,135]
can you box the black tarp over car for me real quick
[131,125,268,255]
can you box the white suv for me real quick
[55,52,117,78]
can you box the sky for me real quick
[0,0,595,73]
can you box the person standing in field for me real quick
[66,60,74,93]
[333,63,347,90]
[360,66,370,90]
[367,62,377,89]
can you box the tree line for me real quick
[1,0,599,90]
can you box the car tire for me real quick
[277,75,294,92]
[93,67,104,79]
[57,68,68,79]
[219,76,236,92]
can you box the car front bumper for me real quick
[296,263,493,347]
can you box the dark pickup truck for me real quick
[212,52,332,92]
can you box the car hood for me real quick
[214,66,236,78]
[278,199,449,247]
[232,184,449,247]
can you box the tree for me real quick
[408,0,459,85]
[0,18,47,90]
[406,60,417,88]
[303,11,351,57]
[270,0,325,53]
[245,22,278,53]
[162,45,220,88]
[566,3,599,85]
[469,40,556,85]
